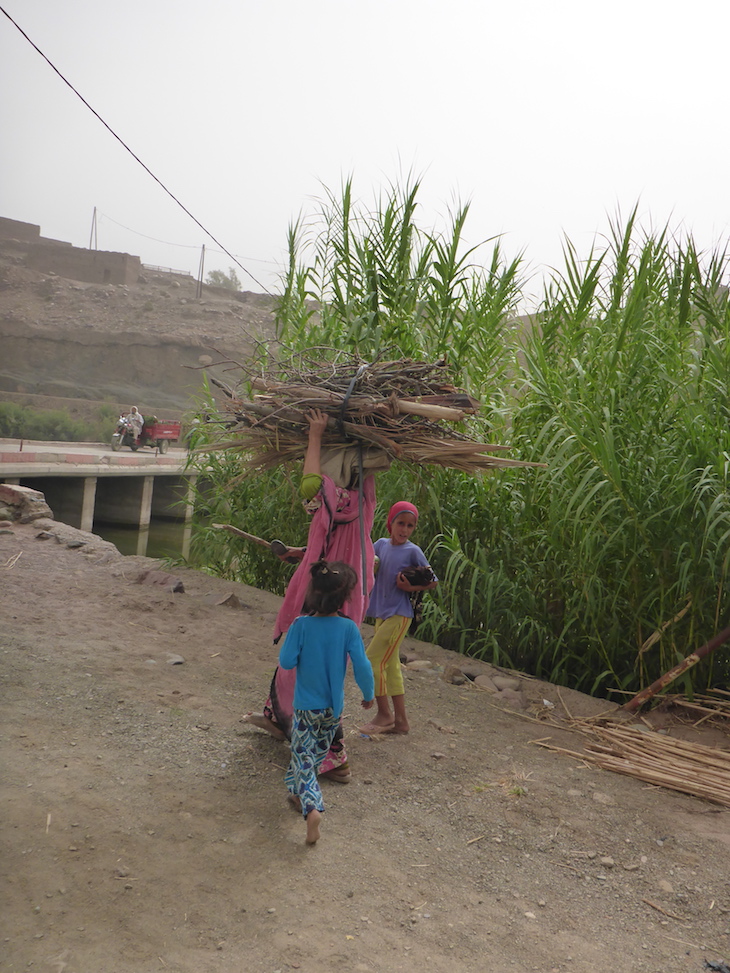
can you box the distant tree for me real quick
[206,267,241,291]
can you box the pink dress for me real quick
[264,473,376,773]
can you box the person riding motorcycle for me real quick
[127,406,143,440]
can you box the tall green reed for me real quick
[187,181,730,697]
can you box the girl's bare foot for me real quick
[387,723,410,734]
[287,793,302,813]
[242,713,286,741]
[305,809,322,845]
[358,720,395,735]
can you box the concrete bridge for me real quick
[0,439,197,556]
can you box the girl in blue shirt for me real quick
[279,559,375,845]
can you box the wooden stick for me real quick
[211,523,270,548]
[622,625,730,712]
[642,898,687,921]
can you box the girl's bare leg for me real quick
[390,694,409,734]
[306,810,322,845]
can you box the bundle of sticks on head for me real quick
[202,350,544,475]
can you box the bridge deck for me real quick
[0,439,189,477]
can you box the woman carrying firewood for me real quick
[243,408,381,783]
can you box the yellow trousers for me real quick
[367,615,410,697]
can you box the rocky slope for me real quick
[0,237,278,418]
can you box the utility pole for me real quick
[89,206,98,250]
[196,244,205,299]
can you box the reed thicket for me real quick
[187,185,730,698]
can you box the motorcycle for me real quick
[110,415,181,453]
[111,414,142,451]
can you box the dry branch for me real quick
[200,352,545,475]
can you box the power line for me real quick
[0,4,274,295]
[97,212,283,267]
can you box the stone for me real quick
[442,664,466,685]
[496,688,528,710]
[0,483,53,522]
[492,675,521,691]
[204,592,244,609]
[138,569,185,593]
[592,791,615,806]
[473,675,498,692]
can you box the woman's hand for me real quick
[302,409,328,477]
[306,408,329,437]
[361,698,375,710]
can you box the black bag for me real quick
[401,565,436,629]
[401,565,436,587]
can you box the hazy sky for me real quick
[1,0,728,301]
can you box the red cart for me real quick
[111,416,182,453]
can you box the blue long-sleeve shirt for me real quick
[278,614,375,716]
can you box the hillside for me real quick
[0,234,278,419]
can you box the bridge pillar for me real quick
[181,474,196,559]
[139,476,154,530]
[80,476,97,532]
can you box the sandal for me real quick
[321,767,352,784]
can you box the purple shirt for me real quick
[367,537,432,620]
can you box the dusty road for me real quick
[2,517,730,973]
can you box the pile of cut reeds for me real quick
[204,351,544,475]
[653,690,730,726]
[536,722,730,809]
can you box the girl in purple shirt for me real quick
[360,501,438,736]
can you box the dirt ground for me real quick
[2,518,730,973]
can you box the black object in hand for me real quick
[401,565,436,587]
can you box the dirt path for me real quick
[2,518,730,973]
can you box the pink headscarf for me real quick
[387,501,419,533]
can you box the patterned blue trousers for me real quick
[286,708,340,817]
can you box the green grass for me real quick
[0,402,118,442]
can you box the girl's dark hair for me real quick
[304,559,357,615]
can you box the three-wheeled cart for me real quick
[111,417,182,453]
